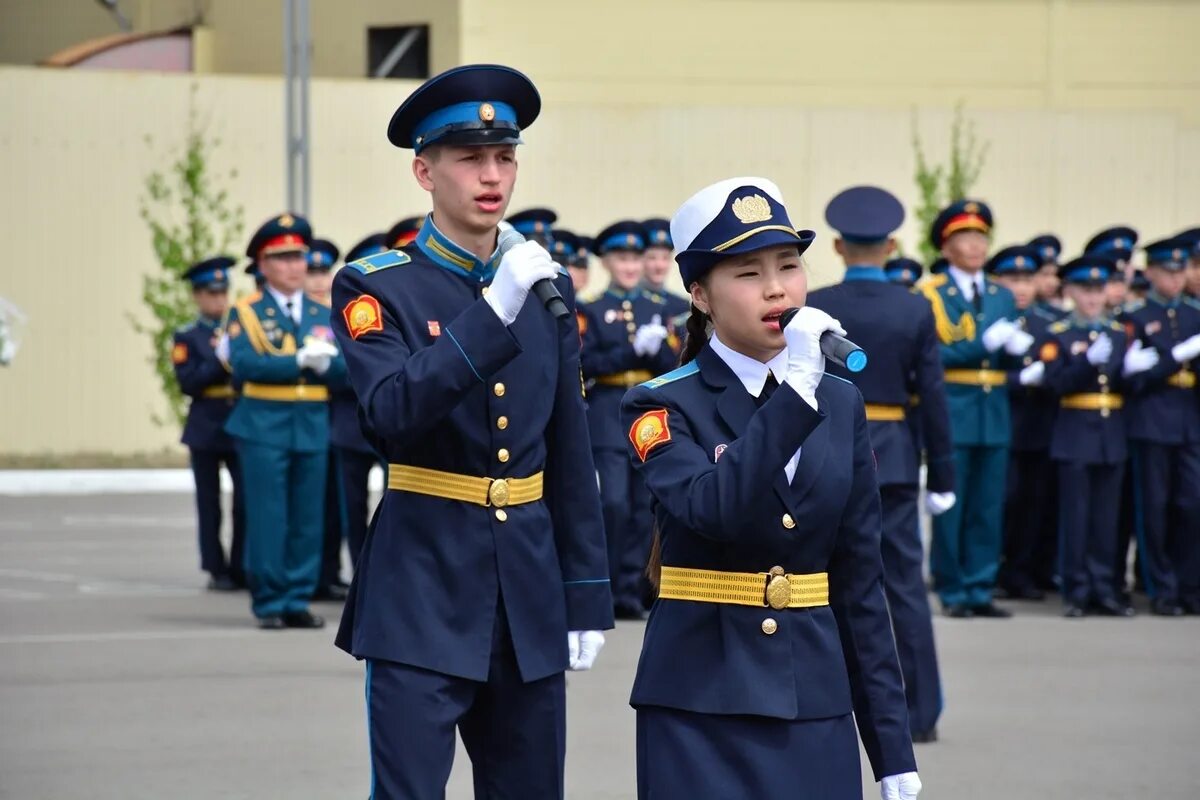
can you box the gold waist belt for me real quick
[387,464,543,508]
[201,385,237,399]
[1166,369,1196,389]
[1060,393,1124,411]
[943,368,1007,386]
[864,404,906,422]
[659,566,829,610]
[242,382,329,402]
[594,370,654,388]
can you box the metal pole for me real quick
[298,0,311,216]
[283,0,295,211]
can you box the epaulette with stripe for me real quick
[640,361,700,389]
[1122,299,1146,313]
[1049,320,1071,334]
[347,249,411,275]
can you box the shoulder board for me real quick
[1049,320,1071,334]
[1108,320,1124,332]
[175,321,197,334]
[306,294,332,308]
[923,274,949,290]
[347,249,411,275]
[643,290,665,304]
[1183,297,1200,312]
[640,361,700,389]
[823,372,855,387]
[557,264,569,278]
[1122,299,1146,313]
[670,312,691,329]
[1029,306,1058,322]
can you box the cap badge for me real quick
[479,103,495,122]
[964,202,979,214]
[732,194,772,224]
[279,213,294,228]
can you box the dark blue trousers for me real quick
[365,604,566,799]
[594,447,654,613]
[1001,449,1057,593]
[1057,460,1123,606]
[318,449,346,590]
[188,448,245,583]
[879,484,941,735]
[236,440,325,619]
[637,707,861,799]
[337,447,378,569]
[1131,442,1200,603]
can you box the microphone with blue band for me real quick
[778,307,867,373]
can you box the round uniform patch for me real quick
[171,343,188,364]
[343,295,384,340]
[630,409,671,462]
[1039,341,1059,362]
[576,310,589,336]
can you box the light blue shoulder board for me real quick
[347,249,411,275]
[640,361,699,389]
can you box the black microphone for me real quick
[778,307,867,373]
[497,227,570,320]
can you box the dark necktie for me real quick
[756,371,779,408]
[285,300,295,325]
[970,281,982,313]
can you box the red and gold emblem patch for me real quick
[576,310,589,336]
[171,343,188,364]
[629,409,671,462]
[1039,341,1059,362]
[427,320,441,337]
[343,295,383,340]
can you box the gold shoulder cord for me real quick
[919,283,976,344]
[235,299,297,356]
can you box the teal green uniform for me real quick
[225,291,347,619]
[918,272,1018,607]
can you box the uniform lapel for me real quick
[782,382,830,505]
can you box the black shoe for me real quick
[282,610,326,629]
[258,615,286,630]
[1150,598,1184,617]
[971,602,1013,618]
[999,584,1045,601]
[1063,604,1086,618]
[614,605,647,621]
[944,604,973,618]
[206,574,238,592]
[1181,598,1200,616]
[911,728,938,744]
[1090,598,1135,617]
[313,584,349,601]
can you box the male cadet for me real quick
[919,200,1031,618]
[569,235,594,295]
[308,238,350,601]
[385,216,422,250]
[580,220,679,619]
[1027,234,1067,318]
[1177,228,1200,300]
[1121,237,1200,616]
[884,256,923,288]
[986,246,1061,600]
[548,228,580,273]
[330,233,390,568]
[641,218,691,319]
[1040,255,1150,617]
[173,257,245,591]
[224,213,346,630]
[329,65,613,799]
[807,186,954,743]
[506,207,556,248]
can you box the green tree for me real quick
[911,103,990,265]
[131,85,243,427]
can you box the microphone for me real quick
[778,307,868,373]
[497,226,570,320]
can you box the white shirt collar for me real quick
[708,334,788,398]
[266,285,305,322]
[947,265,984,298]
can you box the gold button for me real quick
[761,618,778,635]
[493,382,506,397]
[982,359,990,368]
[983,384,992,394]
[495,509,508,522]
[627,323,637,332]
[624,311,634,321]
[498,448,510,463]
[782,514,795,529]
[622,300,632,310]
[1023,356,1032,366]
[497,416,509,430]
[482,286,490,297]
[1098,375,1108,386]
[1089,331,1098,341]
[1100,408,1111,419]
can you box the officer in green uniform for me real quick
[224,213,347,629]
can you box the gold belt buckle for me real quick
[487,478,510,508]
[764,566,790,610]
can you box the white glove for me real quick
[0,339,16,365]
[296,345,333,375]
[485,240,559,325]
[633,323,669,356]
[1170,333,1200,364]
[567,630,605,671]
[783,307,845,408]
[214,333,231,365]
[1122,339,1160,377]
[881,772,922,800]
[981,319,1017,352]
[1019,360,1045,387]
[1005,328,1035,356]
[1086,333,1112,366]
[925,491,956,516]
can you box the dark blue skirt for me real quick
[637,706,862,799]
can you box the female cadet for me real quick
[621,177,920,800]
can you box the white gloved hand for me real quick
[783,307,845,408]
[214,333,231,366]
[1005,328,1035,356]
[567,630,605,671]
[881,771,922,800]
[304,338,339,358]
[485,240,559,325]
[1019,360,1045,387]
[1086,333,1112,366]
[296,345,332,375]
[633,324,669,356]
[1170,333,1200,364]
[0,340,14,365]
[1122,339,1160,377]
[925,491,956,516]
[981,318,1017,352]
